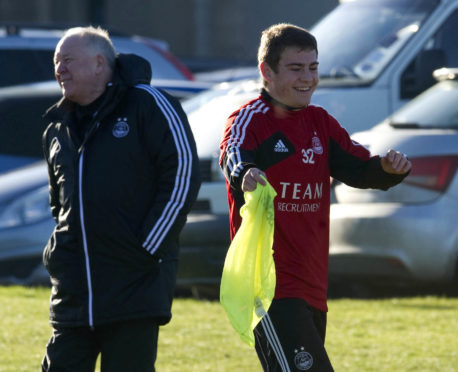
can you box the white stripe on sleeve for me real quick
[225,100,269,177]
[136,84,193,255]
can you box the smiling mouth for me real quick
[295,87,311,92]
[59,78,71,86]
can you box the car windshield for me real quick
[182,80,260,157]
[181,79,260,115]
[389,80,458,129]
[312,0,438,80]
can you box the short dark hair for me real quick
[257,23,318,73]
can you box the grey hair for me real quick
[61,26,116,69]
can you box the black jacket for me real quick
[42,54,201,327]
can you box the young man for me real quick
[219,23,411,371]
[41,26,200,371]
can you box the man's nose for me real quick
[300,69,313,81]
[55,62,65,75]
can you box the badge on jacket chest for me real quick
[112,118,130,138]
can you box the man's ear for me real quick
[260,62,274,83]
[95,54,106,74]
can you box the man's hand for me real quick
[381,149,412,174]
[241,168,266,192]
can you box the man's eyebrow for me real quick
[54,52,69,62]
[55,51,71,58]
[285,61,319,67]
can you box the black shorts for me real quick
[254,298,334,372]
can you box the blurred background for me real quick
[0,0,338,71]
[0,0,457,298]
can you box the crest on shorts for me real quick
[294,347,313,371]
[112,117,129,138]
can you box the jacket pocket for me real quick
[43,229,81,278]
[42,231,56,273]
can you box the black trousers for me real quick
[42,318,159,372]
[254,298,334,372]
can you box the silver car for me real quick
[329,68,458,284]
[0,24,195,87]
[0,163,52,284]
[0,161,229,291]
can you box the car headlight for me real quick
[0,186,51,228]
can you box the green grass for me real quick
[0,286,457,371]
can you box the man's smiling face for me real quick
[54,35,101,105]
[261,47,319,109]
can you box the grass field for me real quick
[0,286,457,371]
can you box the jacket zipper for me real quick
[78,116,101,329]
[78,148,94,329]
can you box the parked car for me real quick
[308,0,458,134]
[194,66,259,83]
[0,23,194,87]
[0,163,53,285]
[193,0,458,135]
[0,81,225,292]
[0,80,231,292]
[181,0,458,220]
[182,79,261,216]
[0,76,211,176]
[329,67,458,285]
[0,23,211,174]
[0,160,229,292]
[0,82,61,174]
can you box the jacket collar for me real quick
[261,88,304,112]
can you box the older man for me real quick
[41,26,200,371]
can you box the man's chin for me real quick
[62,90,75,101]
[300,98,313,107]
[292,101,310,109]
[289,95,312,109]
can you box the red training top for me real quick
[220,91,405,311]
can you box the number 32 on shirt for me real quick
[302,148,315,164]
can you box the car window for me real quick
[390,80,458,128]
[0,34,189,88]
[0,49,55,87]
[0,91,60,158]
[427,9,458,68]
[182,81,260,157]
[111,38,187,80]
[400,9,458,99]
[312,0,438,80]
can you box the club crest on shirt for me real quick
[312,136,323,155]
[112,118,129,138]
